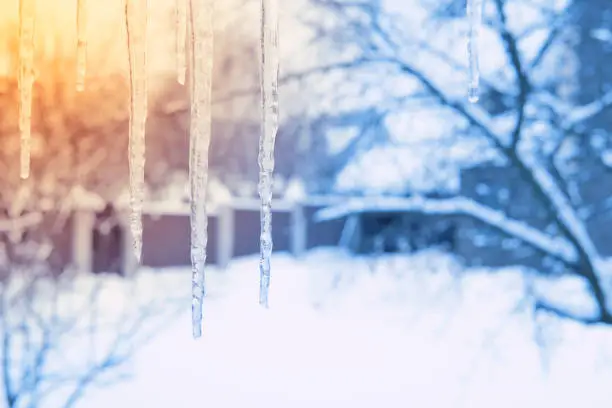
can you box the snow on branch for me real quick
[524,156,600,261]
[534,299,609,325]
[314,196,577,264]
[0,213,42,233]
[564,89,612,128]
[534,89,612,130]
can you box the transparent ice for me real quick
[188,0,214,338]
[467,0,483,103]
[176,0,187,85]
[258,0,280,308]
[125,0,149,262]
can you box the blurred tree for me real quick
[0,16,182,408]
[155,0,323,195]
[296,0,612,325]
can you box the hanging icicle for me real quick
[188,0,214,339]
[125,0,148,263]
[467,0,483,103]
[18,0,36,180]
[258,0,279,308]
[176,0,187,85]
[76,0,87,92]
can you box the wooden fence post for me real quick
[72,209,95,273]
[290,202,307,257]
[119,211,138,276]
[216,204,234,270]
[340,214,361,252]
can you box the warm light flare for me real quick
[76,0,88,91]
[18,0,35,179]
[0,0,133,81]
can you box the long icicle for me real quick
[258,0,279,308]
[18,0,36,180]
[125,0,148,263]
[76,0,87,92]
[176,0,187,85]
[188,0,214,339]
[467,0,483,103]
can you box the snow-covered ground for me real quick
[85,249,612,408]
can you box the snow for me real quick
[591,28,612,43]
[564,89,612,128]
[328,106,501,195]
[69,186,107,211]
[275,0,555,196]
[208,178,233,204]
[281,0,583,198]
[531,273,600,320]
[601,150,612,168]
[283,177,308,202]
[522,154,601,263]
[0,212,43,233]
[325,127,361,155]
[145,173,232,214]
[335,144,462,194]
[333,133,498,195]
[68,177,233,216]
[82,249,612,408]
[314,196,577,264]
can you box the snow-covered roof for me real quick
[74,171,231,215]
[140,173,232,215]
[70,186,107,211]
[284,177,308,202]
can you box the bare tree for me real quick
[0,267,182,408]
[299,0,612,324]
[151,1,270,193]
[0,20,184,408]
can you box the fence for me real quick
[70,196,348,275]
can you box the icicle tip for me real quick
[468,90,479,104]
[192,324,202,339]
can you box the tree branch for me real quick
[0,290,16,408]
[493,0,531,149]
[304,0,612,324]
[535,299,612,325]
[563,89,612,128]
[314,195,578,265]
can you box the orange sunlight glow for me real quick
[0,0,179,181]
[0,0,179,81]
[0,0,256,181]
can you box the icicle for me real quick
[176,0,187,85]
[125,0,148,263]
[18,0,36,180]
[76,0,87,92]
[258,0,279,308]
[467,0,483,103]
[188,0,214,339]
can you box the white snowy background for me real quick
[38,251,612,408]
[1,0,612,407]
